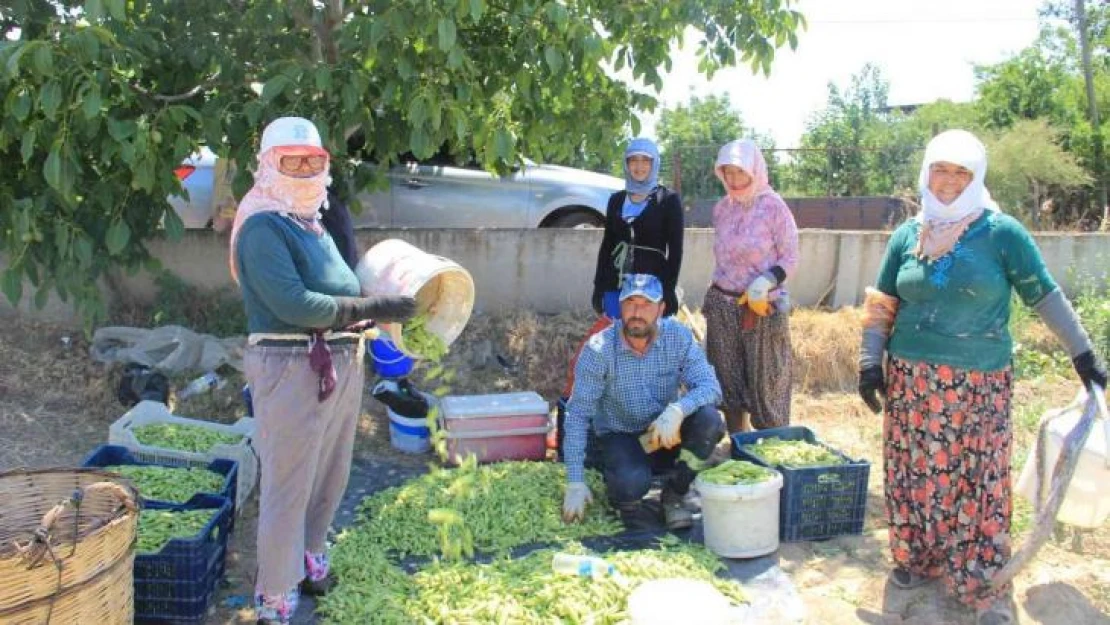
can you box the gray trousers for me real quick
[245,341,364,595]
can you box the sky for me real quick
[635,0,1047,148]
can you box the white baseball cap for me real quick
[260,116,327,155]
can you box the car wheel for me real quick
[550,211,603,229]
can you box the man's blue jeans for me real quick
[592,405,725,505]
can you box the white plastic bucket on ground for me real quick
[627,578,731,625]
[1016,390,1110,528]
[695,471,784,558]
[387,407,431,454]
[354,239,475,359]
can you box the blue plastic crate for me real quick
[82,444,238,530]
[732,426,870,542]
[134,494,232,624]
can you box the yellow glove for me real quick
[647,404,685,449]
[737,293,771,317]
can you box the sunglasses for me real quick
[279,154,328,170]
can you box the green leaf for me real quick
[39,82,62,120]
[107,118,135,141]
[105,0,126,21]
[74,235,94,268]
[31,44,53,76]
[261,75,289,103]
[54,225,71,259]
[44,147,63,191]
[12,92,31,121]
[315,67,333,91]
[437,18,457,52]
[163,206,185,241]
[5,42,28,78]
[85,0,105,21]
[543,46,563,74]
[34,283,51,309]
[469,0,484,21]
[493,128,513,160]
[1,268,22,306]
[81,84,102,120]
[105,219,130,255]
[630,116,641,137]
[447,47,464,69]
[20,129,36,163]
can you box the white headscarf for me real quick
[913,130,1000,261]
[917,129,999,224]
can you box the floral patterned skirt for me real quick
[884,356,1013,608]
[702,286,792,430]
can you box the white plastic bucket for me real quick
[355,239,475,359]
[695,471,784,558]
[1016,390,1110,528]
[627,578,731,625]
[387,408,431,454]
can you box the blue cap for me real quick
[619,274,664,303]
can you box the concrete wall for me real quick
[5,228,1109,323]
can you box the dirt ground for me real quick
[1,311,1107,625]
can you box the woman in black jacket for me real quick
[591,137,685,316]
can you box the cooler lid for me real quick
[440,392,549,420]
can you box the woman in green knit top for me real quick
[230,117,416,624]
[857,129,1106,625]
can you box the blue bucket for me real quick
[370,337,414,379]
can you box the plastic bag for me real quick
[91,325,245,373]
[1015,388,1110,528]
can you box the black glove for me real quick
[1073,350,1108,391]
[591,289,603,315]
[858,366,886,414]
[334,295,417,327]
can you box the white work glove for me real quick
[562,482,592,523]
[745,274,775,305]
[648,403,686,450]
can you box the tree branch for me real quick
[290,2,325,63]
[128,79,213,103]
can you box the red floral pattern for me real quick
[884,356,1013,609]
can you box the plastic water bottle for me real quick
[241,384,254,417]
[551,552,616,579]
[178,372,226,399]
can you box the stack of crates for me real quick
[132,495,233,623]
[109,400,258,511]
[732,426,870,542]
[105,401,255,623]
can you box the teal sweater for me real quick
[876,212,1057,372]
[234,212,361,334]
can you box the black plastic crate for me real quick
[82,444,238,518]
[134,494,231,624]
[732,426,869,542]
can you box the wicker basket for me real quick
[0,468,139,624]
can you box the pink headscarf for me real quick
[714,139,773,205]
[228,147,331,283]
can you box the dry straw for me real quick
[0,468,138,625]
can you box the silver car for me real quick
[172,151,622,229]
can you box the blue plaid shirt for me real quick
[563,317,722,483]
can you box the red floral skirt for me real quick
[884,356,1013,608]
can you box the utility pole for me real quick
[1075,0,1108,227]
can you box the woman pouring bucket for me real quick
[231,117,472,625]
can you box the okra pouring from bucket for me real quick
[355,239,475,361]
[561,273,726,531]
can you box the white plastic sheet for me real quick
[90,325,245,373]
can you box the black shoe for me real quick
[661,488,693,530]
[616,501,659,532]
[299,575,334,597]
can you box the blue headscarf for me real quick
[623,137,660,196]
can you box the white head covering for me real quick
[917,129,999,224]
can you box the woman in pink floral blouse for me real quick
[702,139,799,433]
